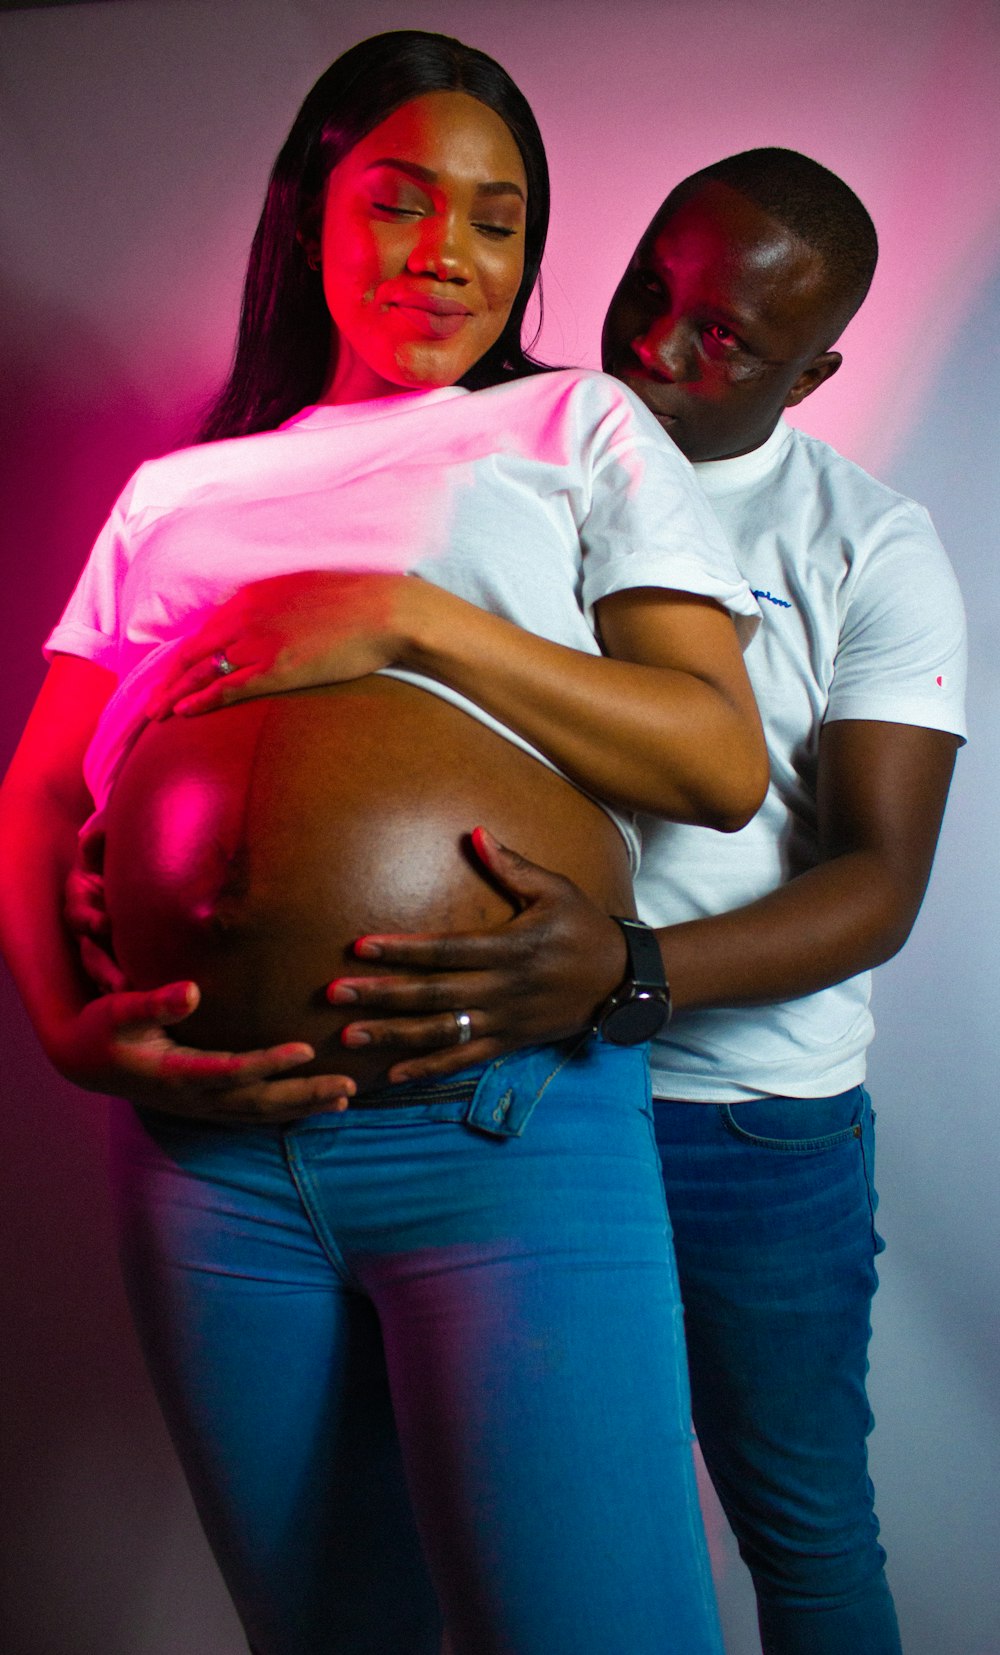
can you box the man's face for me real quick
[601,181,843,462]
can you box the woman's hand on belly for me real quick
[52,978,356,1122]
[145,570,423,719]
[327,827,630,1083]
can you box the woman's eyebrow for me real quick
[366,158,525,201]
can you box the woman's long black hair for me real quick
[198,30,551,442]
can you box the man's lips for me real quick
[616,368,680,424]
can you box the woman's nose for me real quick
[406,215,471,283]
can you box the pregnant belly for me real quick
[102,677,634,1090]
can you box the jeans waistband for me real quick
[305,1041,647,1141]
[350,1073,485,1111]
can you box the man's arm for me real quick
[328,720,959,1079]
[655,719,959,1010]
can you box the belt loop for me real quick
[463,1041,589,1138]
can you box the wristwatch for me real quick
[596,917,672,1045]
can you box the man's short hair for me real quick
[666,147,879,329]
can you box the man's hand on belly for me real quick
[326,827,628,1083]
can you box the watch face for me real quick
[601,991,670,1046]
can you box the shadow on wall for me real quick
[0,268,186,748]
[865,257,1000,1655]
[885,260,1000,649]
[0,272,245,1655]
[879,261,1000,1357]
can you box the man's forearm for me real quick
[658,850,927,1016]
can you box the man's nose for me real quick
[634,317,694,381]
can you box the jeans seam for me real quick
[716,1088,867,1153]
[718,1117,864,1152]
[282,1135,359,1287]
[856,1086,882,1254]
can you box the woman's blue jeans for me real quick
[654,1085,902,1655]
[110,1040,723,1655]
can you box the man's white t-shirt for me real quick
[637,418,967,1102]
[46,368,759,870]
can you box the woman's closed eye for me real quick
[373,200,426,220]
[472,221,518,239]
[372,202,517,240]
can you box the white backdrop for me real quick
[1,2,998,1651]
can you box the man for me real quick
[323,150,967,1653]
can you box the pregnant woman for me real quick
[0,30,766,1655]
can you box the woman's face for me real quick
[313,91,528,404]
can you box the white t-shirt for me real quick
[46,369,758,868]
[637,418,967,1101]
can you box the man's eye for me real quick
[704,324,739,349]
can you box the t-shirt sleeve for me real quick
[826,502,967,740]
[42,472,140,671]
[575,378,760,646]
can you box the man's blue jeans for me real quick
[654,1085,902,1655]
[110,1040,722,1655]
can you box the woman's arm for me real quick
[0,657,119,1050]
[0,656,355,1118]
[411,583,766,830]
[144,571,768,830]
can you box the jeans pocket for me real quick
[718,1086,869,1153]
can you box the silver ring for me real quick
[213,650,235,676]
[452,1011,473,1045]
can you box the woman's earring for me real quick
[306,247,321,272]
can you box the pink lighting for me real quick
[1,4,997,1653]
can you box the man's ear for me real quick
[784,350,842,409]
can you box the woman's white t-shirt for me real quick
[47,368,759,867]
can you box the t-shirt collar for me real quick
[692,418,793,496]
[283,384,470,430]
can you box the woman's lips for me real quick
[389,295,473,339]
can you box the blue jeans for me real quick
[111,1040,722,1655]
[654,1086,902,1655]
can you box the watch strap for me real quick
[610,916,668,994]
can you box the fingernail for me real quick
[353,938,383,959]
[340,1026,371,1047]
[327,982,358,1004]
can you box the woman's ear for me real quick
[297,203,322,272]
